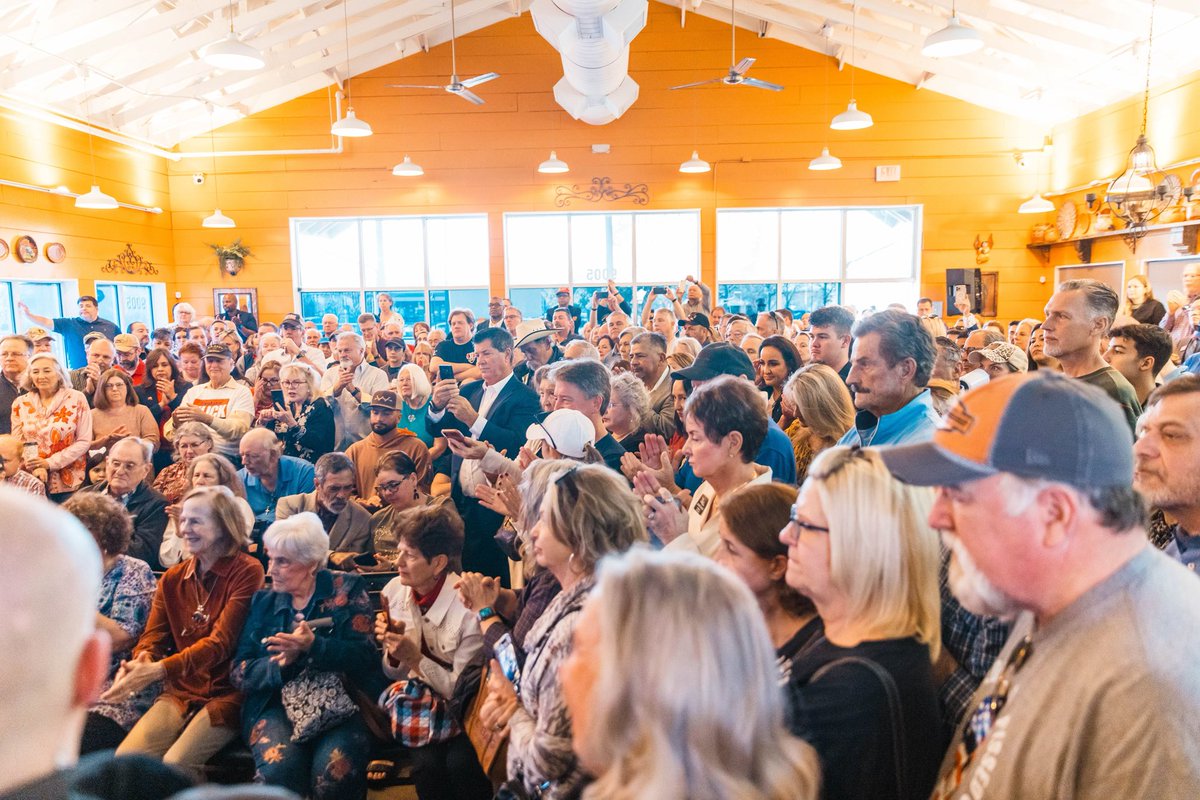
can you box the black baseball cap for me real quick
[279,318,303,330]
[879,372,1134,489]
[382,338,405,351]
[671,342,755,381]
[204,343,233,359]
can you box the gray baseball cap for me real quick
[879,371,1134,489]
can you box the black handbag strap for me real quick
[812,656,907,799]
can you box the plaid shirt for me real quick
[939,546,1011,731]
[4,469,46,497]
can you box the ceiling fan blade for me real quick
[742,77,784,91]
[455,88,486,104]
[732,56,756,76]
[387,84,446,89]
[669,77,724,90]
[461,72,500,88]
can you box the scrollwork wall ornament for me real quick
[555,177,649,208]
[102,244,158,276]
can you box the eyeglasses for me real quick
[788,505,830,534]
[376,480,406,493]
[961,635,1033,758]
[280,380,307,388]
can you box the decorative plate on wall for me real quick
[45,242,66,263]
[1056,201,1077,241]
[0,240,8,260]
[14,235,37,263]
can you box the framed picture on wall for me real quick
[980,272,998,318]
[212,288,258,319]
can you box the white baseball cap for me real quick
[525,409,595,459]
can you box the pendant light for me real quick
[922,2,983,58]
[810,31,842,172]
[75,83,118,211]
[202,1,265,72]
[830,3,873,131]
[808,147,842,171]
[1017,193,1054,214]
[331,0,372,138]
[538,151,569,174]
[679,151,711,174]
[392,155,424,177]
[202,107,236,228]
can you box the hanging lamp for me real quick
[202,0,264,71]
[392,155,425,176]
[202,108,236,228]
[331,0,372,138]
[538,151,569,174]
[1017,194,1054,214]
[75,83,118,211]
[831,3,873,131]
[808,147,842,171]
[922,2,983,58]
[1105,0,1170,231]
[679,151,711,174]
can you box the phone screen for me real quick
[494,633,521,685]
[438,364,455,382]
[271,389,285,407]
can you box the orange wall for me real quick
[167,6,1051,323]
[0,108,174,302]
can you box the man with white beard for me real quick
[879,372,1200,800]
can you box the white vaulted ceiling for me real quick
[1,0,1199,148]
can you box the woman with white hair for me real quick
[255,362,334,463]
[604,371,651,453]
[561,548,820,800]
[779,446,943,800]
[231,512,375,800]
[479,465,647,799]
[11,352,93,499]
[397,362,442,455]
[671,335,702,361]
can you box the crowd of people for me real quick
[3,270,1200,800]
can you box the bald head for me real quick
[0,488,108,791]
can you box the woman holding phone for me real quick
[375,503,493,800]
[254,362,334,463]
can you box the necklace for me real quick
[183,565,220,637]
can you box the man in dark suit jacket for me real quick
[427,327,541,584]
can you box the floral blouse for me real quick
[152,460,190,504]
[10,388,93,493]
[90,554,159,730]
[259,397,335,463]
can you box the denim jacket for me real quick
[231,570,376,726]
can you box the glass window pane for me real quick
[781,282,841,315]
[845,208,917,281]
[636,212,700,283]
[15,282,64,319]
[430,289,488,328]
[426,217,488,288]
[300,291,361,326]
[507,215,569,286]
[842,281,918,315]
[717,211,779,282]
[295,219,361,289]
[365,290,427,329]
[570,214,634,285]
[510,288,557,320]
[117,285,154,329]
[95,282,120,326]
[362,219,425,288]
[718,283,778,318]
[781,210,842,280]
[0,283,14,335]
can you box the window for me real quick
[504,210,701,320]
[0,280,73,362]
[292,214,489,329]
[716,206,921,316]
[95,281,166,332]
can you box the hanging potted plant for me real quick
[208,239,253,276]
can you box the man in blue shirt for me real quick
[1134,374,1200,572]
[838,308,940,447]
[237,428,315,524]
[19,294,118,369]
[671,342,797,488]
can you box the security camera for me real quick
[192,173,205,185]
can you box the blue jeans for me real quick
[244,701,370,800]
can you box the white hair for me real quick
[398,362,432,407]
[109,436,153,464]
[563,340,601,361]
[336,331,365,350]
[173,302,195,320]
[672,336,702,359]
[263,512,330,567]
[609,371,651,428]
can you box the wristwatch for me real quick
[478,607,497,622]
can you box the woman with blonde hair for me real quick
[479,464,647,799]
[255,362,334,462]
[781,364,855,482]
[1123,274,1166,324]
[561,548,820,800]
[105,485,265,775]
[11,352,92,499]
[780,446,942,800]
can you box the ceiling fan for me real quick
[386,0,499,104]
[670,0,783,92]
